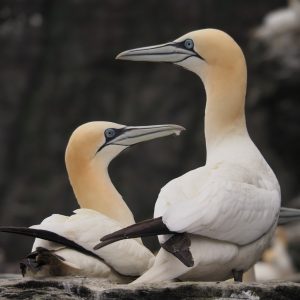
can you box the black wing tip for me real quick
[93,243,101,250]
[94,242,105,250]
[94,237,124,250]
[0,226,102,261]
[100,233,115,242]
[100,217,171,242]
[0,226,26,232]
[95,217,173,250]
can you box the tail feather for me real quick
[94,217,172,250]
[0,226,101,261]
[278,207,300,225]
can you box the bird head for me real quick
[116,29,245,82]
[65,121,184,168]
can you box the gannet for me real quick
[0,121,184,281]
[254,227,295,281]
[254,0,300,39]
[94,29,282,283]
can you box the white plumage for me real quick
[158,149,280,246]
[32,209,154,278]
[145,129,280,283]
[109,29,281,283]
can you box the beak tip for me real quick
[170,125,185,136]
[177,125,186,133]
[176,127,185,136]
[116,51,128,60]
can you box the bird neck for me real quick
[200,57,248,161]
[66,158,135,227]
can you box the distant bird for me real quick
[254,0,300,39]
[254,227,295,281]
[244,208,300,282]
[0,122,184,281]
[94,29,282,283]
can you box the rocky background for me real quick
[0,0,299,272]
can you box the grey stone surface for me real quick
[0,275,299,300]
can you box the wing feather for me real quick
[31,209,154,276]
[162,179,280,245]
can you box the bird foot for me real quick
[161,233,194,267]
[232,269,243,282]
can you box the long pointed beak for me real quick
[116,42,195,63]
[108,124,185,147]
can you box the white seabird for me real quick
[0,121,184,281]
[95,29,282,283]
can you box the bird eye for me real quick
[184,39,194,50]
[105,128,116,139]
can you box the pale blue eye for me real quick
[184,39,194,50]
[105,128,116,138]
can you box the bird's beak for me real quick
[107,124,185,147]
[116,42,195,63]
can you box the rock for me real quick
[0,274,300,300]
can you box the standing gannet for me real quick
[0,121,184,281]
[94,29,282,283]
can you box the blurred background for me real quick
[0,0,300,277]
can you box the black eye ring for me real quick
[105,128,116,139]
[184,39,194,50]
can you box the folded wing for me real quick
[162,179,280,245]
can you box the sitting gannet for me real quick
[95,29,282,283]
[0,122,184,281]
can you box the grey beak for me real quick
[116,42,195,63]
[108,124,185,147]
